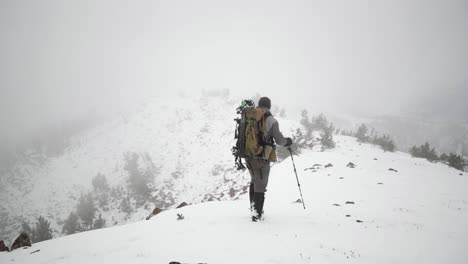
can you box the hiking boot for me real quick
[251,192,265,222]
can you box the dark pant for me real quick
[247,159,270,220]
[246,159,270,193]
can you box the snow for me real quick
[2,136,468,264]
[1,95,250,242]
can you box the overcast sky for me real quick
[1,0,467,143]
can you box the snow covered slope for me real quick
[2,136,467,264]
[2,94,297,244]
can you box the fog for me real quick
[1,0,467,145]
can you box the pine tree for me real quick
[355,124,369,142]
[62,212,82,235]
[76,193,96,229]
[124,152,152,204]
[440,153,449,161]
[311,113,328,131]
[92,173,109,192]
[300,110,312,137]
[320,123,336,150]
[31,216,53,243]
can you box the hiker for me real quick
[246,97,292,221]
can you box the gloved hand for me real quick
[285,137,293,147]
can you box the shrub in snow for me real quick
[177,213,184,220]
[371,134,396,152]
[447,153,466,171]
[410,142,439,162]
[120,196,133,215]
[92,214,106,230]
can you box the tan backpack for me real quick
[233,100,276,170]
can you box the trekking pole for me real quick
[288,146,306,210]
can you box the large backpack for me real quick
[232,100,273,170]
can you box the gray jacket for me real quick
[260,107,288,147]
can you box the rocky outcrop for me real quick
[0,240,9,252]
[146,207,163,220]
[176,202,189,209]
[10,232,31,251]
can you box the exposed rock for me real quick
[325,163,333,168]
[0,240,9,252]
[377,182,384,185]
[333,204,341,206]
[30,249,40,254]
[373,158,378,160]
[346,162,356,168]
[10,232,31,251]
[345,215,351,217]
[345,201,355,205]
[146,207,163,220]
[176,202,189,209]
[388,168,398,172]
[356,220,363,223]
[305,165,321,171]
[293,199,302,203]
[229,188,237,198]
[460,173,463,176]
[339,177,344,179]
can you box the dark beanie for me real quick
[258,97,271,109]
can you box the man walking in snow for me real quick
[247,97,292,221]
